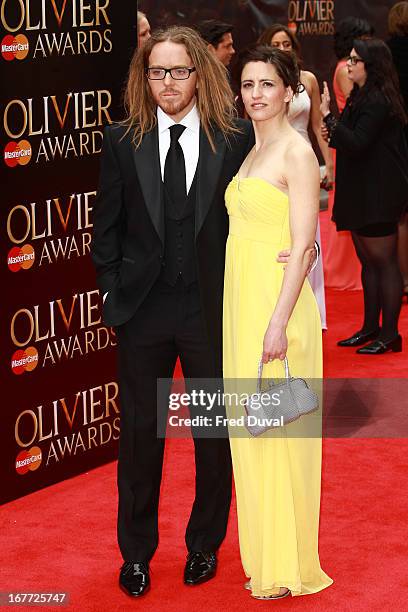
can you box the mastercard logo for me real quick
[11,347,39,375]
[8,244,35,272]
[4,140,32,167]
[15,447,42,475]
[1,34,29,61]
[288,22,298,34]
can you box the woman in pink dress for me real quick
[325,17,374,290]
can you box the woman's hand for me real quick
[262,322,288,363]
[320,159,334,189]
[325,160,334,183]
[321,121,329,142]
[320,81,331,118]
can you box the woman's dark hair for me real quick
[257,24,301,60]
[349,38,407,123]
[239,45,302,96]
[333,17,374,59]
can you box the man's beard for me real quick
[159,99,184,115]
[159,98,189,116]
[156,89,194,117]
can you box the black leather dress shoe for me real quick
[119,561,150,597]
[184,551,217,585]
[356,335,402,354]
[337,329,380,347]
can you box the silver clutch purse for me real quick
[244,357,319,436]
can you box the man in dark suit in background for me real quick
[196,20,236,67]
[91,25,253,598]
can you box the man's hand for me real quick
[276,249,291,266]
[276,246,318,274]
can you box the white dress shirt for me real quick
[157,104,200,194]
[103,104,200,303]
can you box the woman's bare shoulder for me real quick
[286,128,313,151]
[284,133,318,168]
[300,69,317,83]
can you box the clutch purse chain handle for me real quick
[257,357,291,393]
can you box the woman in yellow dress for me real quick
[223,46,333,599]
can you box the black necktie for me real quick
[164,124,187,216]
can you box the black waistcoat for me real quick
[159,171,198,286]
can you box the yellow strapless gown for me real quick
[223,176,333,597]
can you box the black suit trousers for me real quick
[115,279,232,562]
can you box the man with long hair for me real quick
[91,25,253,597]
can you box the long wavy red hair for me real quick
[122,25,239,150]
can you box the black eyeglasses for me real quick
[347,55,364,65]
[146,67,196,80]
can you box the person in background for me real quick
[322,39,408,354]
[324,17,374,291]
[196,20,235,66]
[333,17,374,112]
[387,2,408,301]
[258,24,329,329]
[137,10,151,47]
[259,25,333,187]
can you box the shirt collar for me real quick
[157,103,200,135]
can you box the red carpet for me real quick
[2,211,408,611]
[320,210,408,378]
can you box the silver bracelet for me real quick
[309,242,320,273]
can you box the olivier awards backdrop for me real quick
[142,0,394,116]
[1,0,137,504]
[1,0,395,506]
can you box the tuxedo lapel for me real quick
[133,124,164,246]
[195,127,227,238]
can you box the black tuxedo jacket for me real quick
[91,118,254,357]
